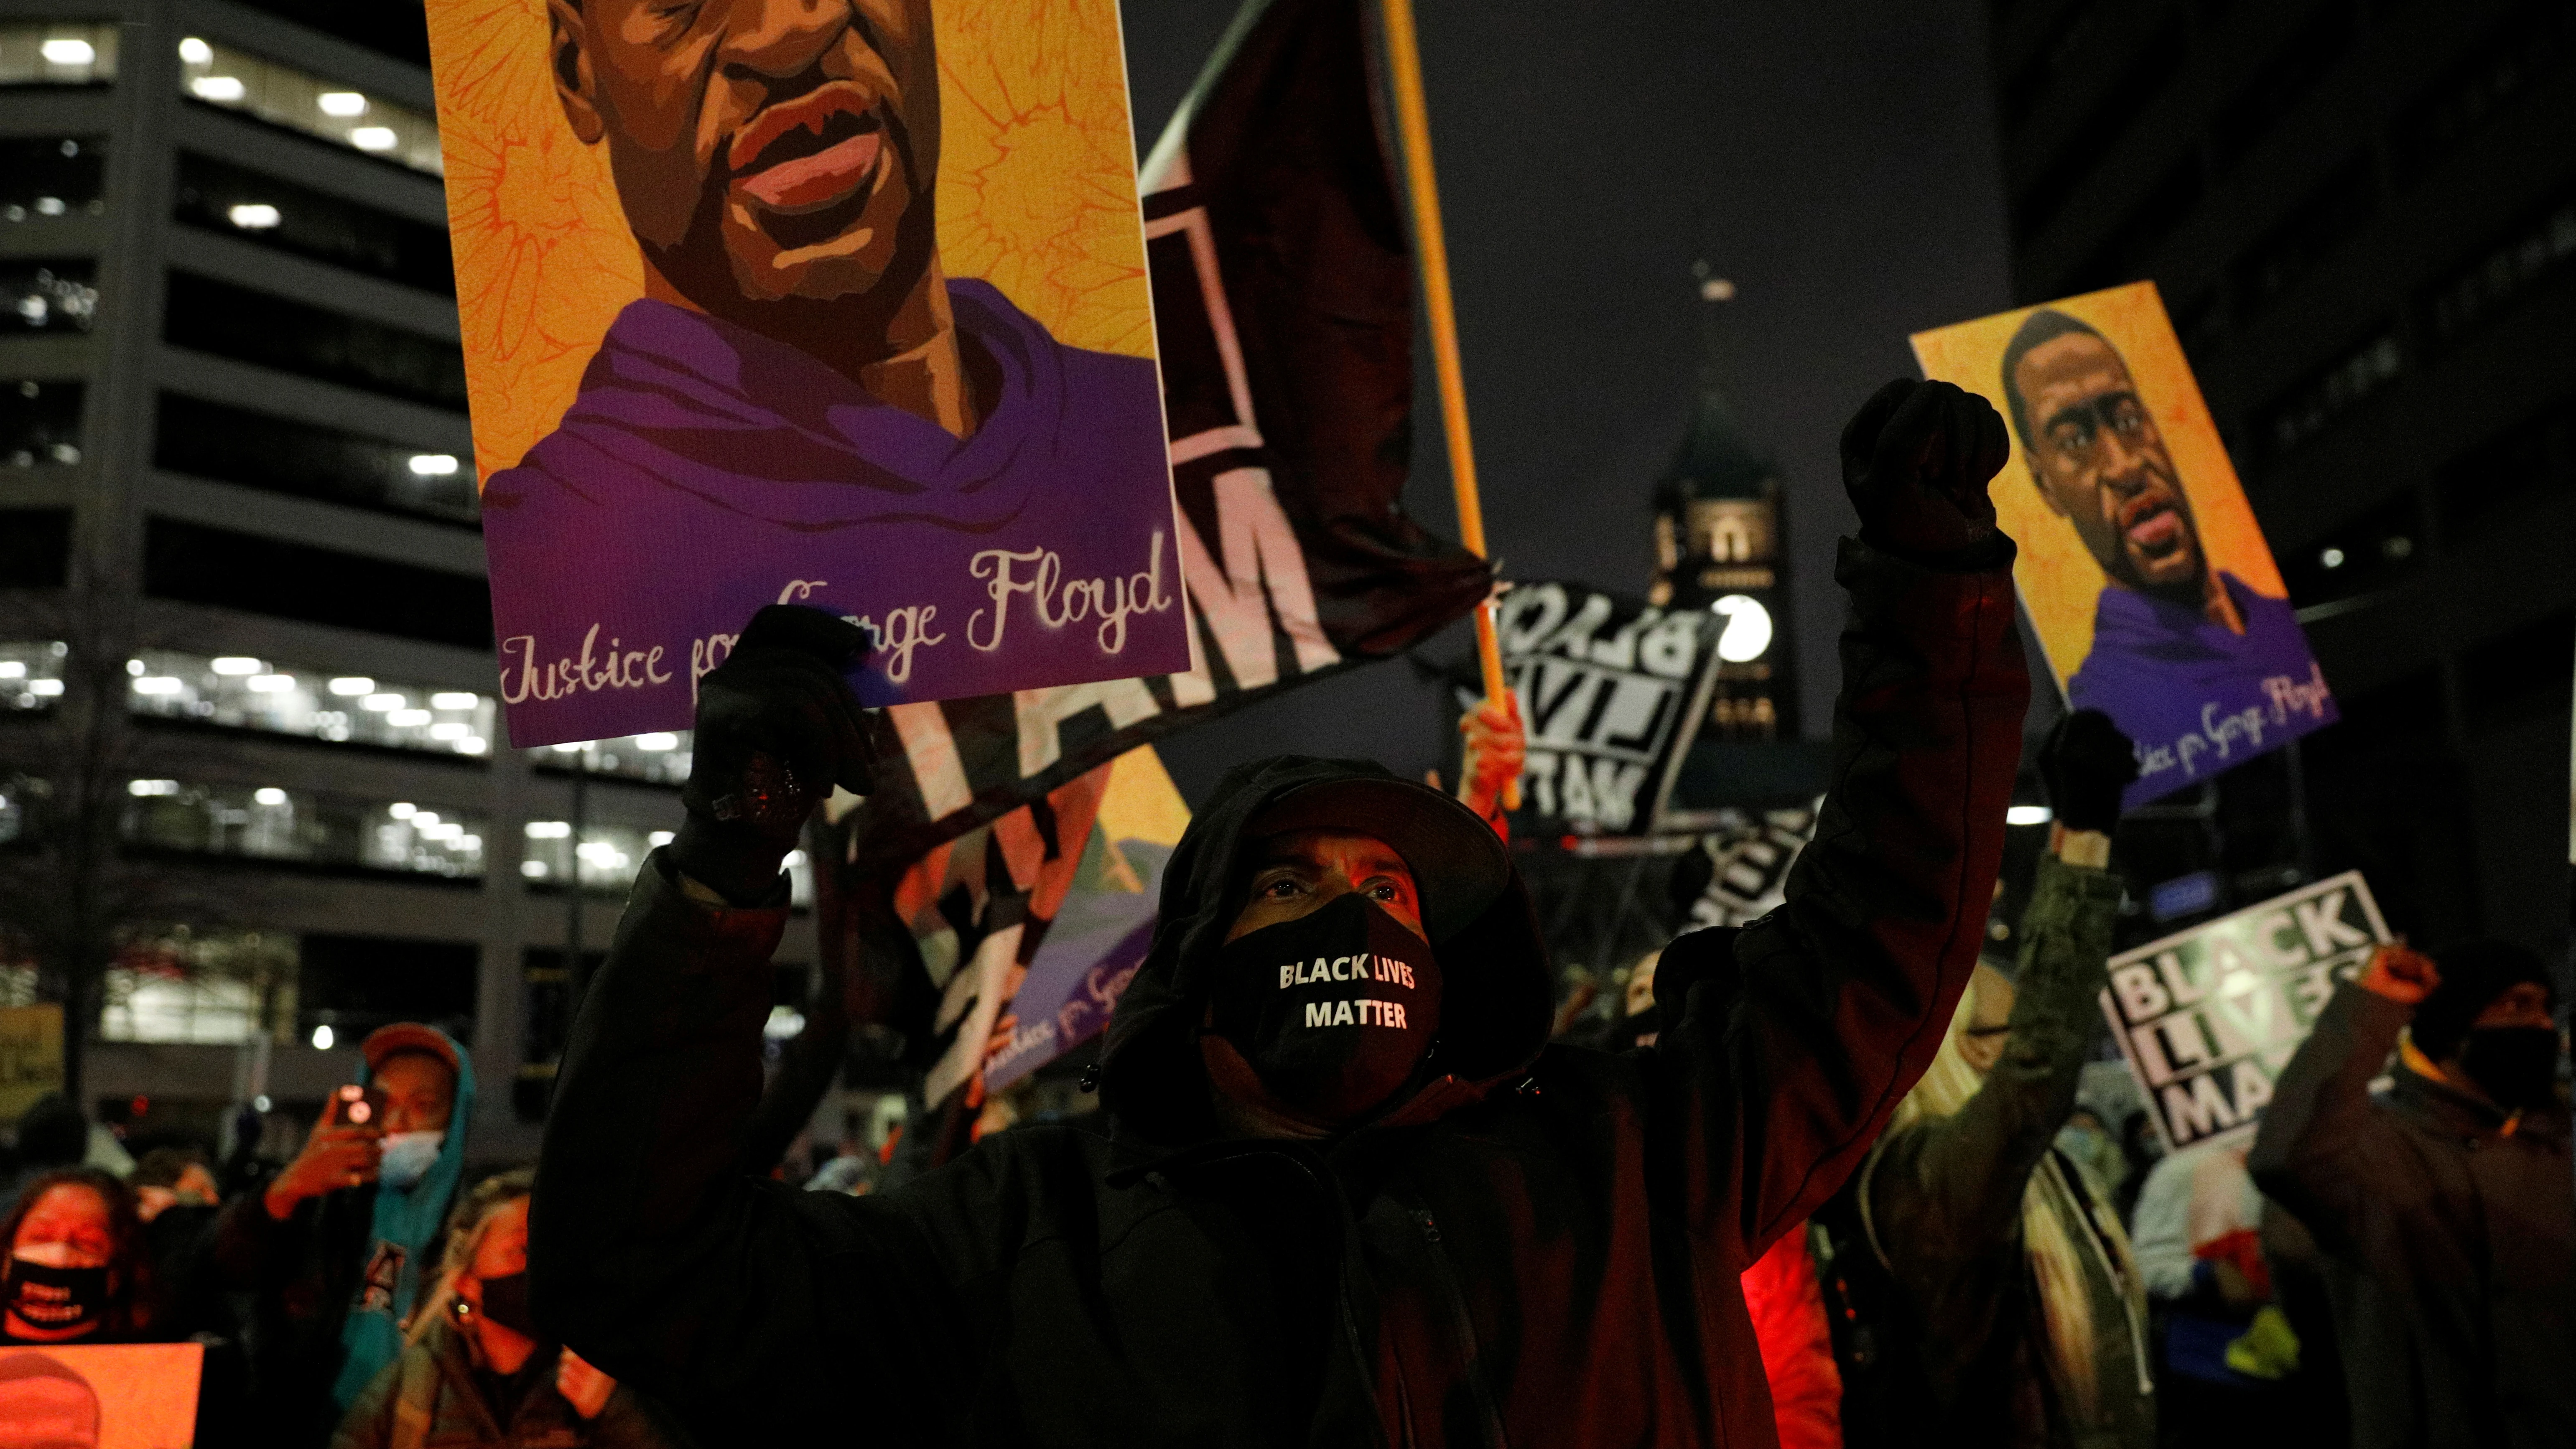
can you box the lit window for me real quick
[408,453,460,477]
[411,812,441,828]
[28,680,61,698]
[521,860,548,878]
[328,677,373,696]
[361,693,405,711]
[648,830,675,847]
[428,721,467,741]
[38,38,92,66]
[387,708,432,727]
[226,203,281,230]
[132,676,183,695]
[0,663,19,678]
[430,691,479,710]
[454,736,487,755]
[209,656,263,675]
[245,673,296,693]
[128,779,180,797]
[524,821,571,838]
[173,36,441,176]
[388,802,415,817]
[635,732,679,751]
[252,787,288,805]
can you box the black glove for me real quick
[1839,378,2008,564]
[2039,708,2139,835]
[670,605,876,906]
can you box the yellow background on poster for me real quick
[0,1003,63,1122]
[424,0,1156,486]
[0,1342,205,1447]
[1909,281,2286,692]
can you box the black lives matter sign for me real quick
[2098,871,2390,1151]
[1476,583,1721,835]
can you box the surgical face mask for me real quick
[377,1131,446,1190]
[5,1249,109,1335]
[2459,1027,2560,1110]
[1205,892,1442,1126]
[473,1269,537,1338]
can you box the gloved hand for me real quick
[2038,708,2138,835]
[1839,378,2008,562]
[670,604,876,906]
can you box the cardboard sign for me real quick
[0,1342,203,1448]
[1483,582,1722,835]
[1912,282,2336,809]
[2098,871,2390,1152]
[425,0,1192,746]
[0,1005,62,1123]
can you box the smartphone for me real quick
[326,1083,389,1128]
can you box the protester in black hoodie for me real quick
[2249,938,2571,1449]
[531,378,2030,1446]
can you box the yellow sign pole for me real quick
[1381,0,1519,810]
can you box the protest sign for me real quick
[426,0,1192,746]
[0,1342,203,1448]
[2098,871,2390,1152]
[1911,282,2336,809]
[982,747,1187,1092]
[1478,582,1722,835]
[1679,802,1820,929]
[0,1005,62,1122]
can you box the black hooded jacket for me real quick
[530,537,2027,1447]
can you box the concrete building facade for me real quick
[0,0,816,1164]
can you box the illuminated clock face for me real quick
[1710,594,1773,663]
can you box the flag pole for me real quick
[1381,0,1519,810]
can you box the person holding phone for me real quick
[208,1024,477,1448]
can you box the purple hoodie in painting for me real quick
[2066,570,2336,809]
[478,279,1186,745]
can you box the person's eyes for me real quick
[2048,422,2092,454]
[1259,874,1307,900]
[2108,400,2146,434]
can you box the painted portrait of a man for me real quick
[1994,306,2333,802]
[442,0,1190,744]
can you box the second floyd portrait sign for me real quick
[1912,283,2336,810]
[425,0,1191,746]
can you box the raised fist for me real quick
[2039,708,2139,835]
[1840,378,2008,560]
[2358,943,2439,1006]
[673,604,877,904]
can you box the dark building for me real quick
[1987,0,2576,958]
[0,0,818,1156]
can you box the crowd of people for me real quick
[0,1025,681,1447]
[2,380,2563,1448]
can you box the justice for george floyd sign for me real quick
[2099,871,2390,1152]
[1471,582,1724,836]
[1911,282,2336,811]
[425,0,1192,747]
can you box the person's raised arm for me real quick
[1860,711,2132,1259]
[2247,943,2427,1257]
[531,606,960,1439]
[1645,379,2030,1257]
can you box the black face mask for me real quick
[5,1256,109,1336]
[474,1270,538,1338]
[2459,1027,2560,1110]
[1206,892,1442,1126]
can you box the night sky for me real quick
[1115,0,2021,803]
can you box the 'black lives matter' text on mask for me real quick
[1206,892,1442,1126]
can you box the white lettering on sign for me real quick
[499,626,675,706]
[2098,871,2390,1151]
[967,531,1175,656]
[1175,468,1339,693]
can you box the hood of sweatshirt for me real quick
[1096,755,1555,1148]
